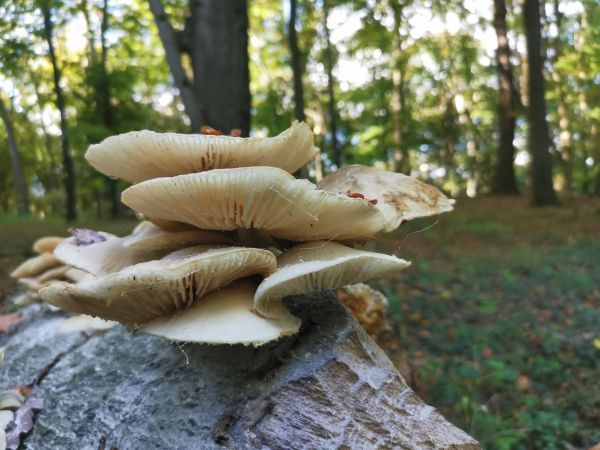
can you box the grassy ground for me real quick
[1,198,599,449]
[371,196,600,450]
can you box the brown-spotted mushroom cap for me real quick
[53,232,166,277]
[142,279,300,346]
[10,253,62,279]
[254,241,410,318]
[122,167,386,243]
[32,236,65,254]
[85,121,317,183]
[123,221,233,251]
[318,164,455,231]
[40,246,277,324]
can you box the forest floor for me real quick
[1,197,599,449]
[371,196,600,450]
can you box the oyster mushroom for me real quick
[122,166,386,242]
[254,241,410,318]
[53,232,166,277]
[10,253,61,279]
[32,236,64,254]
[40,246,278,324]
[318,164,455,231]
[86,121,317,183]
[142,279,300,346]
[123,221,233,251]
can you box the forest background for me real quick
[0,1,599,448]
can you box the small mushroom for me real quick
[86,121,317,183]
[318,164,455,231]
[254,241,409,318]
[53,232,166,277]
[122,167,386,242]
[142,279,300,346]
[10,253,61,279]
[0,392,22,411]
[40,246,278,324]
[32,236,64,254]
[123,221,233,251]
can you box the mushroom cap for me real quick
[53,232,166,277]
[123,221,233,251]
[141,279,300,346]
[318,164,455,231]
[85,121,317,183]
[122,167,386,242]
[32,236,64,254]
[254,241,410,318]
[40,246,277,324]
[10,253,61,279]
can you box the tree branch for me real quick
[148,0,202,129]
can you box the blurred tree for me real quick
[523,0,557,205]
[149,0,251,135]
[289,0,305,123]
[322,0,340,168]
[0,92,29,215]
[40,0,77,220]
[492,0,520,195]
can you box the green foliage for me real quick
[376,198,600,449]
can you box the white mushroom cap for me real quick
[32,236,65,254]
[53,232,166,277]
[122,167,386,242]
[85,121,317,183]
[254,241,410,318]
[123,221,233,251]
[10,253,61,279]
[142,279,300,346]
[40,246,277,324]
[318,164,455,231]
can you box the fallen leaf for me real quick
[68,228,107,246]
[0,314,23,334]
[5,395,44,450]
[593,338,600,350]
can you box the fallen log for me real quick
[0,293,479,449]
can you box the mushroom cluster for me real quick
[39,121,453,346]
[10,236,88,305]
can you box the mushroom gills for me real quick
[254,241,410,318]
[142,279,300,346]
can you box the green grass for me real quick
[373,196,600,450]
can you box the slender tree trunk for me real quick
[550,0,573,195]
[492,0,520,195]
[81,0,98,67]
[288,0,305,123]
[99,0,120,218]
[390,1,408,174]
[41,1,77,221]
[288,0,310,178]
[523,0,557,205]
[322,0,340,168]
[0,94,30,215]
[149,0,250,135]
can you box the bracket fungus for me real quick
[36,121,453,346]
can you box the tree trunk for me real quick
[288,0,305,123]
[149,0,250,135]
[492,0,520,195]
[322,0,340,168]
[99,0,121,218]
[390,1,409,174]
[288,0,310,179]
[0,94,30,215]
[41,1,77,221]
[523,0,557,206]
[1,294,481,449]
